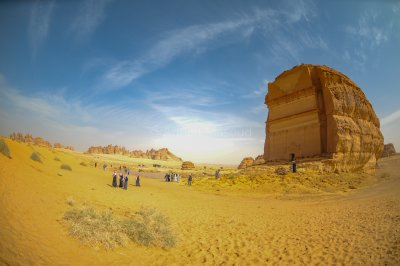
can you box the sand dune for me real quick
[0,139,399,265]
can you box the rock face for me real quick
[86,145,182,161]
[264,64,384,172]
[382,143,396,157]
[181,161,195,170]
[253,155,265,166]
[238,157,254,169]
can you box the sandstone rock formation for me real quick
[9,132,73,150]
[264,64,384,172]
[381,143,396,157]
[181,161,195,170]
[86,145,182,162]
[253,155,265,166]
[238,157,254,169]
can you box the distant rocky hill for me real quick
[86,145,182,161]
[382,143,397,157]
[9,132,74,150]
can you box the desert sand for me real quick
[0,139,399,265]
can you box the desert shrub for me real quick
[66,196,75,206]
[275,167,288,175]
[80,162,88,167]
[0,139,11,158]
[124,206,176,248]
[380,172,390,178]
[64,205,176,250]
[61,164,72,171]
[54,156,60,161]
[64,206,128,249]
[30,152,42,162]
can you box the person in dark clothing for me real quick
[112,171,117,187]
[292,159,297,173]
[188,174,193,186]
[119,172,124,188]
[123,174,128,190]
[136,174,141,187]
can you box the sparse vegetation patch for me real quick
[54,156,60,161]
[30,152,42,163]
[0,139,11,158]
[61,164,72,171]
[63,205,176,250]
[80,162,88,167]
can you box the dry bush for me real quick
[66,196,75,206]
[80,162,88,167]
[64,205,176,250]
[275,167,288,175]
[0,139,11,158]
[54,156,61,161]
[124,206,176,248]
[30,152,42,163]
[61,164,72,171]
[64,206,128,249]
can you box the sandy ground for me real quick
[0,139,399,265]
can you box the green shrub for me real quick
[80,162,88,167]
[30,152,42,162]
[0,139,11,158]
[61,164,72,171]
[63,205,176,250]
[54,156,60,161]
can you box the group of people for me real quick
[165,172,180,182]
[112,170,140,190]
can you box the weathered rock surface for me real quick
[181,161,195,170]
[9,132,73,150]
[382,143,396,157]
[264,64,384,172]
[253,155,265,166]
[238,157,254,169]
[86,145,182,161]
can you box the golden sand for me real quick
[0,139,399,265]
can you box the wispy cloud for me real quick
[70,0,112,42]
[381,110,400,126]
[28,1,55,59]
[98,2,320,91]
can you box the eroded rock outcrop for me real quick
[382,143,396,157]
[253,155,265,166]
[86,145,182,161]
[181,161,195,170]
[264,64,384,172]
[238,157,254,169]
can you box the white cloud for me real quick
[29,1,55,59]
[381,110,400,126]
[70,0,112,42]
[98,3,320,91]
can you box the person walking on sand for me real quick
[112,170,117,187]
[174,173,178,182]
[136,174,141,187]
[123,174,128,190]
[188,174,193,186]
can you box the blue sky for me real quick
[0,0,399,164]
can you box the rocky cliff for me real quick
[264,64,384,172]
[86,145,182,162]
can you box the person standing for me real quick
[123,174,128,190]
[119,172,124,188]
[136,174,141,187]
[188,174,193,186]
[112,171,117,187]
